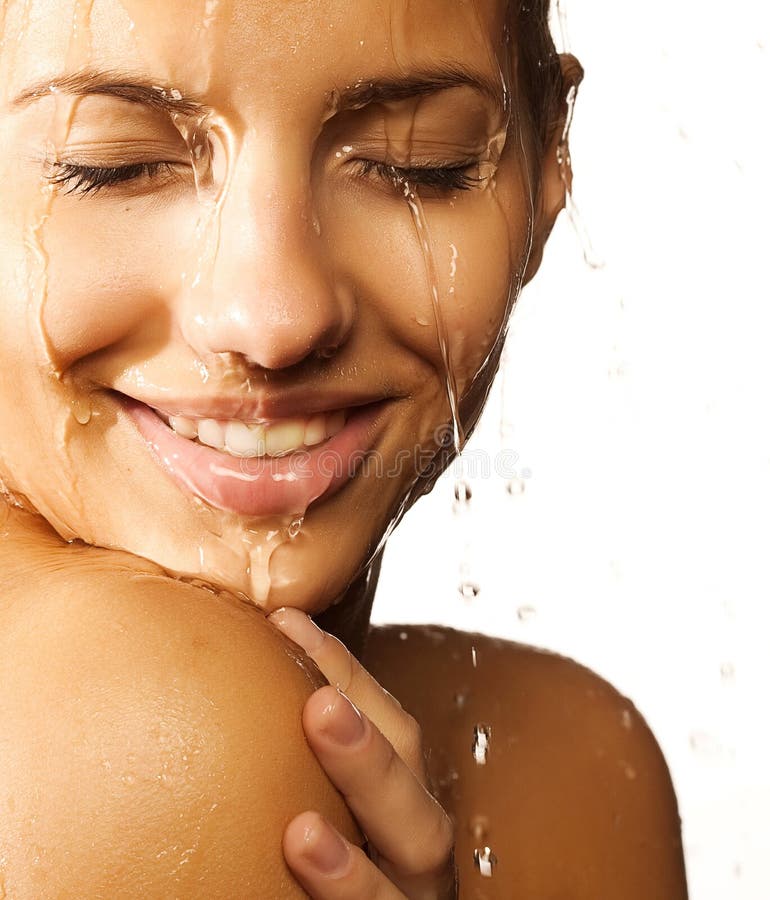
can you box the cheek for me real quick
[33,196,200,371]
[320,184,523,397]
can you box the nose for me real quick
[180,139,355,371]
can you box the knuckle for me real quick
[423,811,456,873]
[400,712,423,753]
[392,713,425,774]
[398,809,455,876]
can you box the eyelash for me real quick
[355,160,483,193]
[46,160,179,196]
[45,158,483,197]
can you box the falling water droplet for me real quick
[720,662,736,680]
[469,815,490,843]
[454,480,472,505]
[459,581,480,600]
[473,846,498,878]
[517,605,536,622]
[287,517,304,539]
[506,477,526,496]
[472,724,491,765]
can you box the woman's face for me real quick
[0,0,562,612]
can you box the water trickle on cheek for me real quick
[401,182,466,455]
[11,0,101,537]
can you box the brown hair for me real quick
[512,1,581,156]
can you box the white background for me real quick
[372,1,770,897]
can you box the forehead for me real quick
[2,0,509,111]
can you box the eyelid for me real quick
[44,144,193,167]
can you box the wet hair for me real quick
[512,0,574,155]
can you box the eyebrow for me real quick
[11,63,502,116]
[11,68,210,116]
[334,65,503,111]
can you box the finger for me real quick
[302,685,455,882]
[268,607,425,777]
[284,811,406,900]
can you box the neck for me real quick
[312,546,385,659]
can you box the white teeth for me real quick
[169,415,198,439]
[197,419,226,450]
[265,419,306,457]
[304,414,327,447]
[225,421,266,457]
[167,409,348,457]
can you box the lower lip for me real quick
[122,397,387,518]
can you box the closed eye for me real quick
[46,160,183,196]
[354,159,485,194]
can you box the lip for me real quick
[120,393,389,518]
[112,388,392,424]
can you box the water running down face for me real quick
[0,0,571,613]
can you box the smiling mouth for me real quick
[119,394,390,518]
[153,408,349,459]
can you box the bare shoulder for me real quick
[0,514,357,899]
[365,624,688,900]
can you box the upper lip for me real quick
[112,388,392,422]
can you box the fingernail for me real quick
[267,607,324,654]
[302,819,350,875]
[322,690,366,746]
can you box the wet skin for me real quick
[0,0,537,613]
[0,0,688,896]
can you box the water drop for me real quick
[473,846,498,878]
[287,517,304,539]
[471,645,478,668]
[453,690,468,710]
[621,709,633,730]
[70,394,92,425]
[469,815,489,843]
[689,730,731,759]
[459,581,480,600]
[720,662,735,680]
[517,604,536,622]
[472,724,491,765]
[454,480,472,505]
[623,764,637,781]
[506,477,526,496]
[437,768,460,789]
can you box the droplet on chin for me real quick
[288,516,304,539]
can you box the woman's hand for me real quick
[268,608,457,900]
